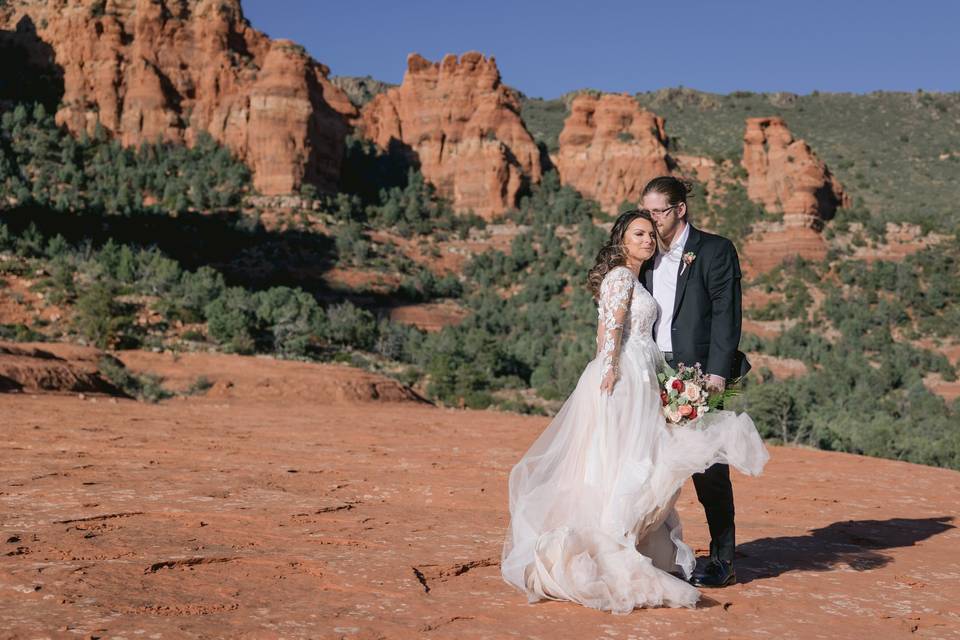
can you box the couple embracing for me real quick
[501,176,769,613]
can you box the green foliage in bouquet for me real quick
[657,362,741,424]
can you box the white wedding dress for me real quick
[501,266,769,614]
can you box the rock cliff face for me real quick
[740,117,850,275]
[741,116,850,228]
[358,52,542,219]
[556,93,671,214]
[741,225,830,276]
[0,0,355,195]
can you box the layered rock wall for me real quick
[740,116,851,274]
[0,0,355,195]
[742,116,850,229]
[555,93,671,214]
[358,52,542,219]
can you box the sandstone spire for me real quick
[742,116,850,229]
[555,93,671,214]
[358,52,542,219]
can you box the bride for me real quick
[500,209,769,613]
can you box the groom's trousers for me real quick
[664,356,736,564]
[693,463,735,564]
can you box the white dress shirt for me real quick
[651,223,690,352]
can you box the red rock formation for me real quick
[741,116,850,228]
[0,0,356,195]
[0,343,120,394]
[556,93,671,214]
[739,117,851,275]
[358,52,542,219]
[741,226,829,277]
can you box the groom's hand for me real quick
[706,374,726,393]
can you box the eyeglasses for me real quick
[646,205,679,218]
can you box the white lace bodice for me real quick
[597,266,659,381]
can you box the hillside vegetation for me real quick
[523,89,960,232]
[2,88,958,469]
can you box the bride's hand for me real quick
[600,368,618,396]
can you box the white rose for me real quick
[666,406,682,423]
[683,382,702,402]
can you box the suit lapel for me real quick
[672,225,702,319]
[642,261,654,293]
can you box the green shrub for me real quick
[97,356,173,403]
[324,301,378,350]
[204,287,258,354]
[73,283,135,348]
[252,286,322,356]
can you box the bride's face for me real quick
[622,217,658,264]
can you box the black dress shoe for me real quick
[690,560,736,588]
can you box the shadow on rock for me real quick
[734,516,955,584]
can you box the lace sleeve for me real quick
[598,267,635,390]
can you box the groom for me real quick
[639,176,751,588]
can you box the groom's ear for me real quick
[677,202,687,219]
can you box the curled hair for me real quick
[641,176,694,206]
[587,209,659,300]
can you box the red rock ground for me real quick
[1,349,959,639]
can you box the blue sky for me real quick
[242,0,959,98]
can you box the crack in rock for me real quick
[122,602,241,616]
[54,511,144,524]
[412,556,500,592]
[412,566,430,594]
[293,501,360,518]
[144,556,240,574]
[315,503,355,514]
[419,615,474,632]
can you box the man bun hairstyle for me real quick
[641,176,694,206]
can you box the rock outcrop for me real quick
[740,117,850,275]
[358,52,542,219]
[556,93,671,214]
[741,116,850,228]
[0,343,121,395]
[0,0,356,195]
[742,226,831,276]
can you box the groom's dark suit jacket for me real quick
[641,225,751,381]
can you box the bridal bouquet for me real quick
[657,362,739,426]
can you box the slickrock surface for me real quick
[0,0,355,195]
[2,349,959,638]
[742,117,850,227]
[358,52,542,219]
[556,93,671,214]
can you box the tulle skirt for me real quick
[501,339,769,614]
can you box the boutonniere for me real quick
[680,251,696,275]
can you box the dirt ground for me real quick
[1,349,959,639]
